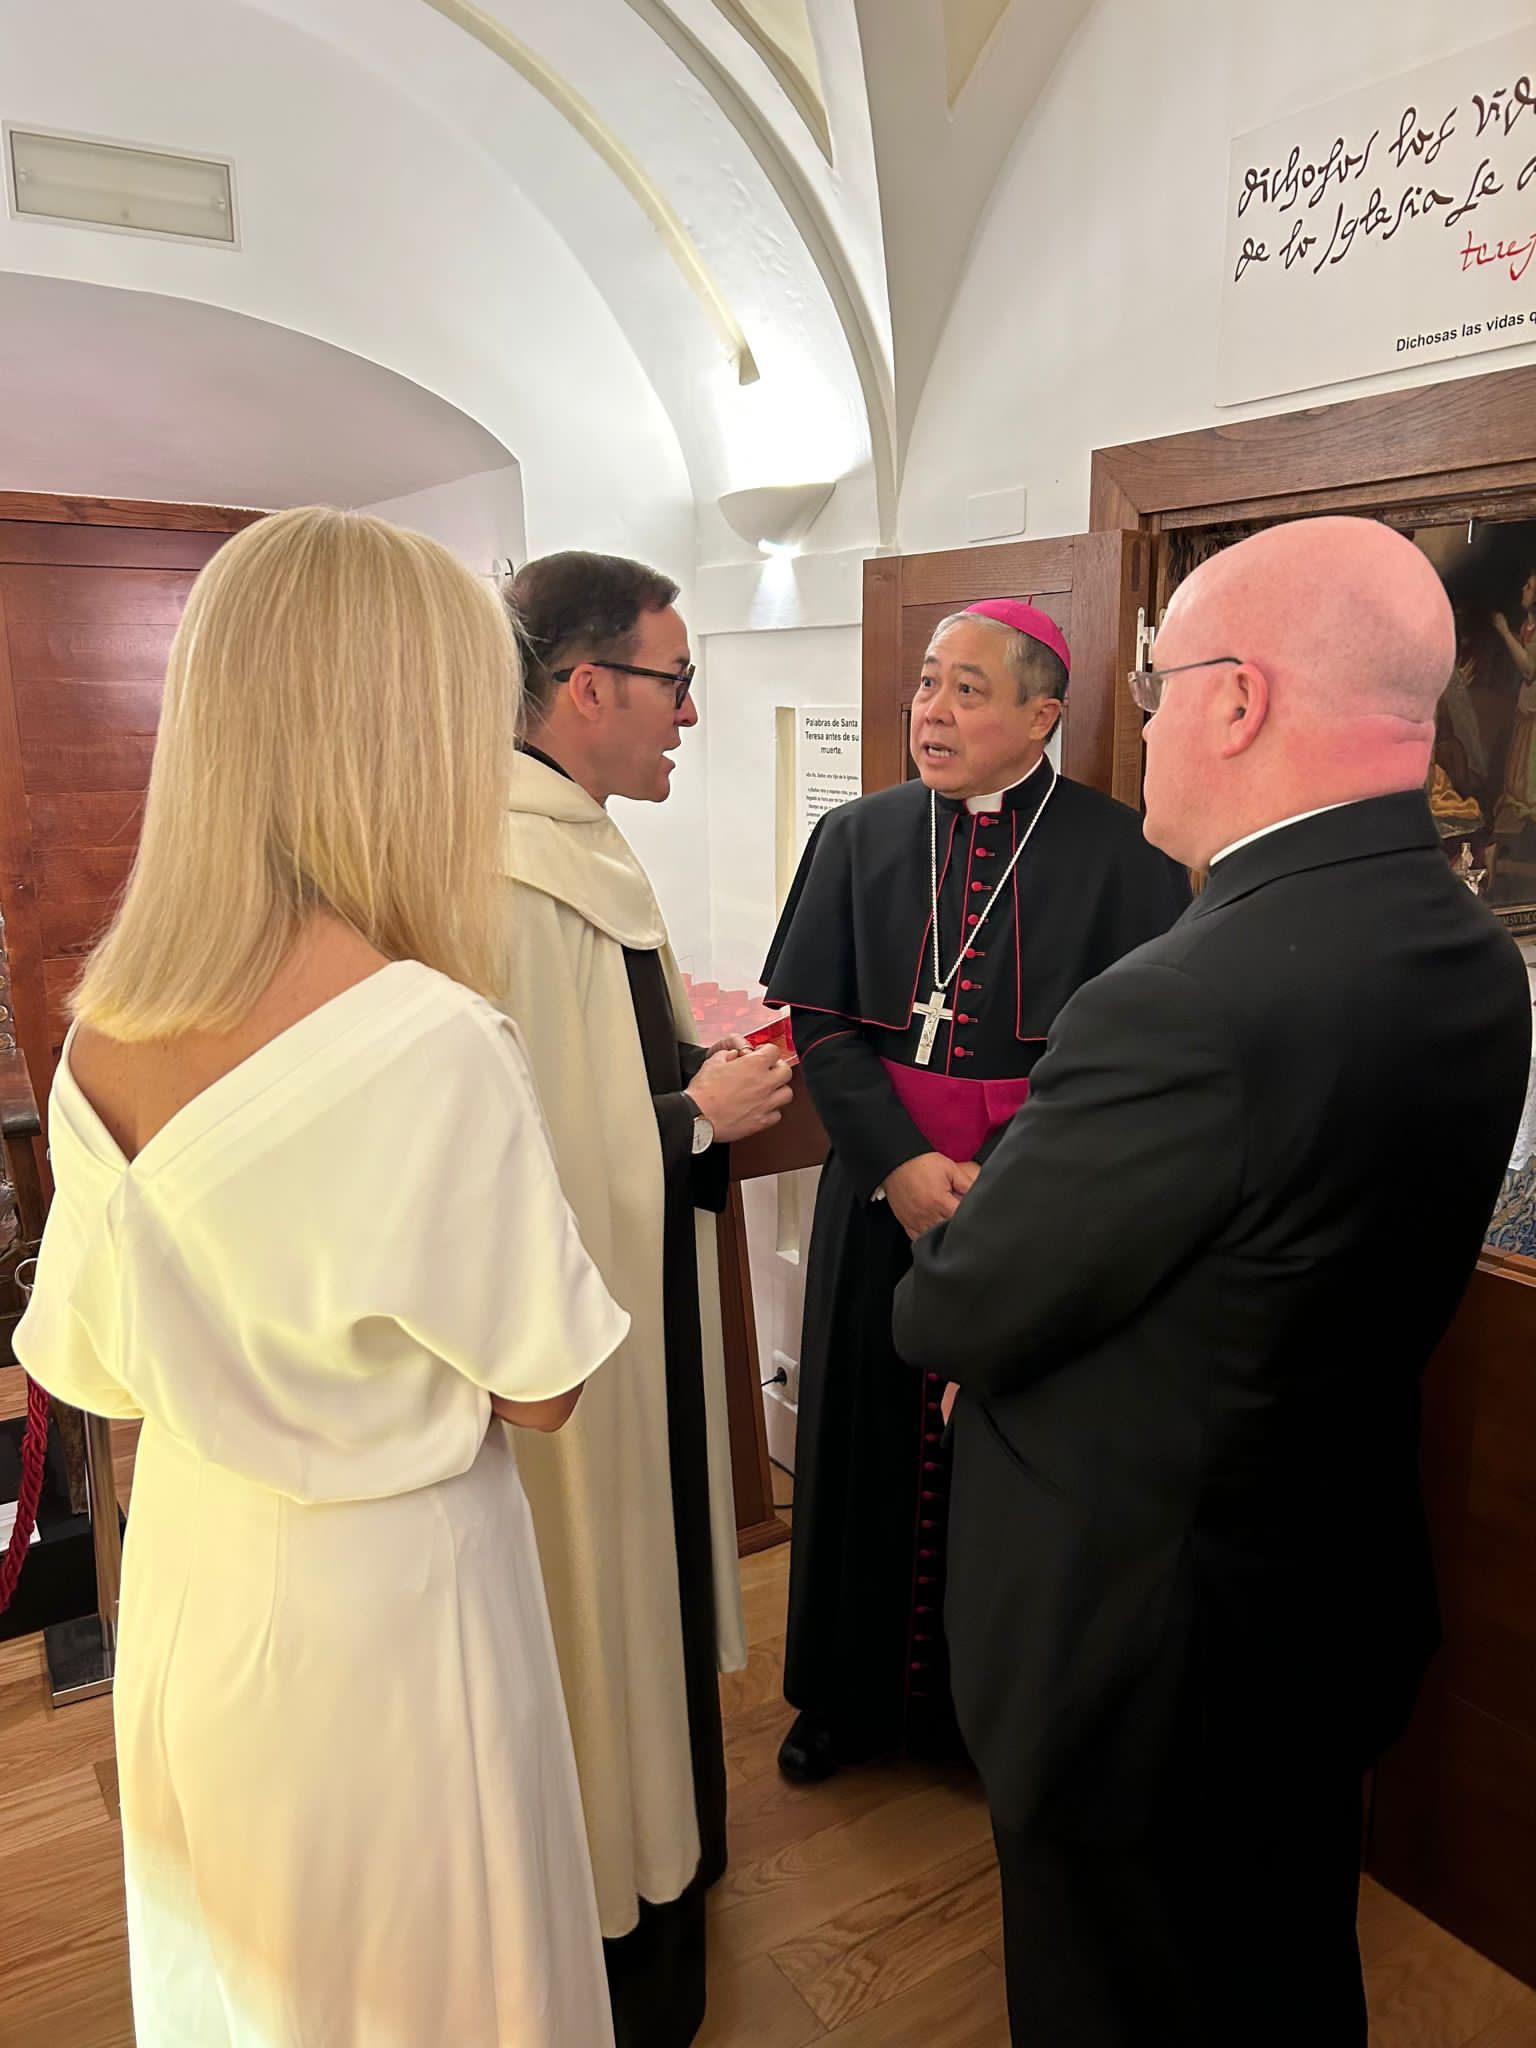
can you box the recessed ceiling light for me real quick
[5,126,237,247]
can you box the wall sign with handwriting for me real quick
[1219,30,1536,405]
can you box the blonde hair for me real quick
[74,506,519,1039]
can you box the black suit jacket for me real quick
[893,794,1531,1839]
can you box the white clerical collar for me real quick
[965,754,1047,816]
[1208,802,1356,866]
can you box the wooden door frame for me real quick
[1089,361,1536,536]
[862,531,1153,803]
[0,492,263,532]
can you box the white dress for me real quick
[14,962,629,2047]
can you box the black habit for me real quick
[525,746,728,2048]
[894,796,1532,2046]
[762,760,1190,1758]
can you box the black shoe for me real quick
[777,1710,839,1784]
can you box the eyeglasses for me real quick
[1127,656,1244,715]
[551,659,696,709]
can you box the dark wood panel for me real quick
[19,731,157,795]
[1068,530,1149,804]
[43,958,80,1059]
[0,491,262,533]
[0,598,54,1105]
[0,520,234,1104]
[0,522,228,571]
[861,555,903,792]
[36,841,134,964]
[900,537,1077,608]
[1157,471,1536,533]
[39,897,123,964]
[731,1069,827,1181]
[0,565,197,626]
[15,679,163,752]
[6,620,177,685]
[1091,363,1536,525]
[1373,1694,1536,1990]
[28,791,145,855]
[1426,1264,1536,1741]
[717,1184,790,1556]
[33,846,135,903]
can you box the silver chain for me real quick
[928,769,1058,995]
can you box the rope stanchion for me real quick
[0,1373,49,1615]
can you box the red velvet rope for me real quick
[0,1375,49,1615]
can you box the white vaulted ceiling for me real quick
[0,274,516,510]
[0,0,1094,555]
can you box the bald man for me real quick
[894,519,1532,2047]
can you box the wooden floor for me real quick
[1,1408,1534,2045]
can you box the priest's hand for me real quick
[688,1044,795,1142]
[882,1152,976,1240]
[707,1033,754,1058]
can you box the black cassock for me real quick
[762,759,1190,1758]
[603,948,729,2048]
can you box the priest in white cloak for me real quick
[496,552,793,2048]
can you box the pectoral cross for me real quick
[913,987,954,1067]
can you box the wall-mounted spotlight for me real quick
[717,481,836,558]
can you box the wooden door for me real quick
[860,530,1153,801]
[0,497,260,1102]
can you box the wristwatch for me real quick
[683,1092,715,1155]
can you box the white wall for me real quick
[362,466,527,577]
[899,0,1536,550]
[703,620,864,990]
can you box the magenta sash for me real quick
[881,1060,1031,1163]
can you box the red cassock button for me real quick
[960,979,973,991]
[956,1013,973,1025]
[966,914,979,926]
[954,1047,972,1059]
[971,881,987,893]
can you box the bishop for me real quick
[762,598,1191,1783]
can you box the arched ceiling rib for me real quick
[709,1,831,160]
[944,0,1011,107]
[621,0,896,539]
[421,0,759,383]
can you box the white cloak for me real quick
[495,751,746,1939]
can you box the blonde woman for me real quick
[14,509,627,2046]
